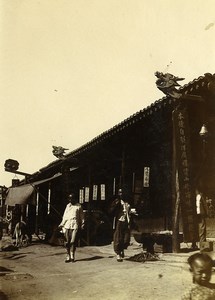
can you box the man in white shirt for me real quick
[196,190,207,244]
[59,193,84,262]
[191,189,208,250]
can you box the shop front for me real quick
[5,73,215,251]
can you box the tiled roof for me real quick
[38,73,215,174]
[179,73,215,95]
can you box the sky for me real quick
[0,0,215,187]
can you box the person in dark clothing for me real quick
[109,189,131,262]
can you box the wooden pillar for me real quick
[121,144,126,189]
[61,162,70,199]
[35,190,39,235]
[172,171,180,252]
[87,165,92,246]
[172,107,180,253]
[47,184,51,215]
[0,186,3,218]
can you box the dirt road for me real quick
[1,237,214,300]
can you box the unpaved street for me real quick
[1,238,214,300]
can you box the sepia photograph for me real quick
[0,1,215,299]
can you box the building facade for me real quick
[5,73,215,250]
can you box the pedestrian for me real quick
[196,190,207,243]
[109,188,131,262]
[182,252,215,299]
[191,189,208,250]
[58,193,84,263]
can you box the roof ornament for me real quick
[52,146,69,159]
[155,71,185,99]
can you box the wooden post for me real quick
[87,165,92,246]
[172,108,180,253]
[172,171,180,252]
[121,145,126,188]
[35,191,39,235]
[0,186,3,218]
[47,183,51,215]
[61,162,70,199]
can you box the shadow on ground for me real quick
[0,291,8,299]
[76,255,104,262]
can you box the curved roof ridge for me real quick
[179,73,215,92]
[63,97,169,159]
[39,73,214,172]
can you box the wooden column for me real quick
[61,162,70,199]
[35,190,39,235]
[87,165,92,246]
[172,108,180,253]
[120,144,126,188]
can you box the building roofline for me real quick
[38,73,215,174]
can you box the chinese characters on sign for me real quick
[143,167,150,187]
[173,109,198,242]
[79,189,84,204]
[93,185,98,200]
[85,187,90,202]
[100,184,105,200]
[79,185,105,202]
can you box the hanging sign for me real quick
[85,187,90,202]
[93,185,98,200]
[143,167,150,187]
[79,189,84,204]
[100,184,105,200]
[173,108,198,242]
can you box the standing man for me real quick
[110,188,131,262]
[191,189,208,250]
[59,193,84,263]
[196,189,207,244]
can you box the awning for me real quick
[29,172,62,186]
[5,173,62,206]
[6,184,35,206]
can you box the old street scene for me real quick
[1,2,215,300]
[1,72,215,299]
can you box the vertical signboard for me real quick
[47,187,51,215]
[173,108,198,242]
[143,167,150,187]
[113,178,116,195]
[100,184,105,200]
[85,187,90,202]
[93,185,98,200]
[79,189,84,204]
[36,191,39,216]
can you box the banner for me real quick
[79,189,84,204]
[172,108,198,242]
[93,185,98,200]
[100,184,105,200]
[85,187,90,202]
[143,167,150,187]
